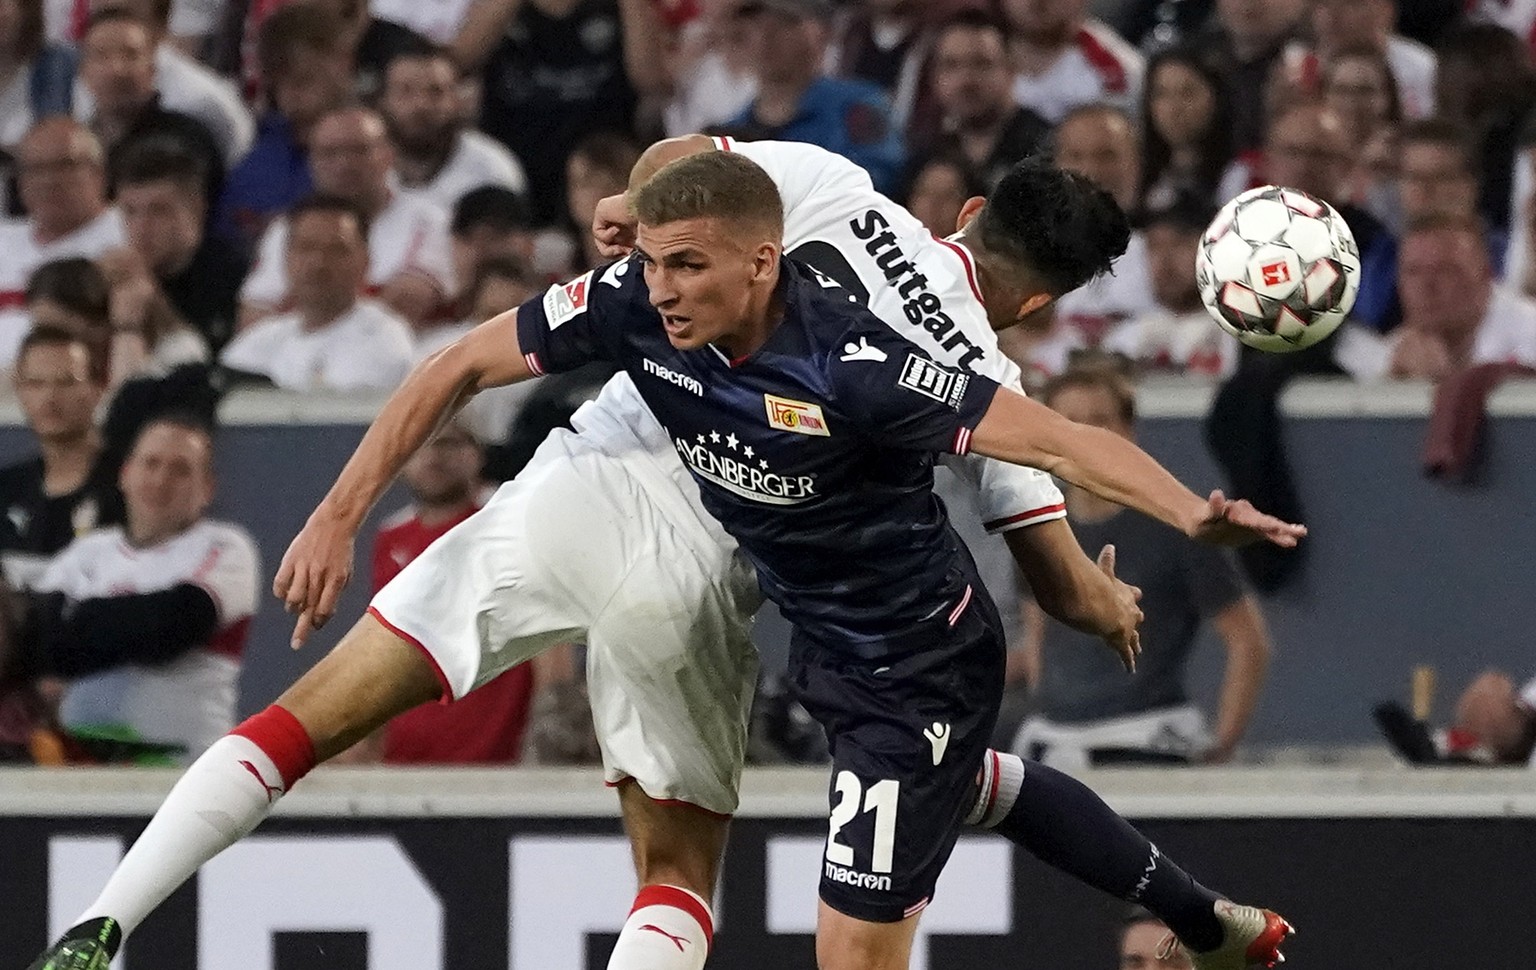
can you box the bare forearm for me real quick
[1006,520,1112,634]
[1211,598,1271,754]
[451,0,523,70]
[973,390,1207,536]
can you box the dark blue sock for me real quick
[968,751,1224,952]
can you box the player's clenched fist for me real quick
[273,508,357,649]
[591,192,637,259]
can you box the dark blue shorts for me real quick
[787,591,1005,923]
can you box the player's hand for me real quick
[273,508,357,649]
[1186,490,1307,548]
[592,193,637,258]
[1095,544,1142,673]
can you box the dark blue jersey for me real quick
[516,255,1003,659]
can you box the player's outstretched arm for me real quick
[274,308,538,647]
[969,388,1307,548]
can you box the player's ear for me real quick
[956,197,986,233]
[753,241,779,282]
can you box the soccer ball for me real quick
[1196,185,1360,353]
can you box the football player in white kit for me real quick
[32,141,1291,970]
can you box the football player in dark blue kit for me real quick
[509,152,1300,970]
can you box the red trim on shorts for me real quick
[947,584,973,626]
[982,502,1067,532]
[605,775,733,821]
[230,705,317,789]
[631,885,715,949]
[366,606,453,703]
[932,236,984,304]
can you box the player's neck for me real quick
[711,271,785,361]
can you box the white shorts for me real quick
[370,428,762,816]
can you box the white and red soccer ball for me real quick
[1197,185,1361,353]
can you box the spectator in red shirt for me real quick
[365,420,538,764]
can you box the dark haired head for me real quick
[82,5,151,36]
[112,139,210,198]
[287,193,372,239]
[467,255,539,306]
[1139,45,1236,205]
[16,325,108,385]
[26,258,111,328]
[258,3,348,81]
[134,407,217,445]
[933,7,1008,44]
[971,156,1130,297]
[452,186,532,236]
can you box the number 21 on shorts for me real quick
[825,771,899,874]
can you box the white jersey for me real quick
[1010,19,1143,125]
[221,298,416,392]
[572,137,1066,533]
[397,130,529,212]
[0,209,126,370]
[241,190,455,309]
[37,519,260,758]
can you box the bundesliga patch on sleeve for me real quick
[898,354,970,409]
[542,270,594,330]
[765,394,831,436]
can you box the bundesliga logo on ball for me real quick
[1197,185,1361,353]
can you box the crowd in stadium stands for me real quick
[1,0,1534,765]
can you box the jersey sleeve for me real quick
[514,263,629,376]
[830,325,1000,455]
[238,218,288,307]
[715,137,875,223]
[190,527,261,627]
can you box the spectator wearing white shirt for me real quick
[239,105,455,331]
[1000,0,1143,125]
[1023,104,1152,378]
[1361,214,1536,381]
[28,412,260,759]
[380,44,527,212]
[1105,199,1236,378]
[72,0,254,165]
[222,195,415,392]
[0,118,124,370]
[1296,0,1436,120]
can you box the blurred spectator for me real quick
[415,257,540,444]
[449,184,539,303]
[467,0,667,225]
[380,44,528,212]
[0,0,77,177]
[912,10,1050,191]
[1201,0,1306,151]
[565,131,640,273]
[76,9,224,203]
[1448,670,1536,765]
[113,140,246,353]
[1119,910,1192,970]
[77,0,254,166]
[1000,0,1144,124]
[1297,0,1436,119]
[356,420,539,764]
[1435,23,1536,236]
[902,153,985,237]
[221,195,415,391]
[1103,198,1235,376]
[1361,213,1536,381]
[239,105,454,330]
[660,0,757,136]
[727,0,905,195]
[0,118,123,370]
[1319,48,1404,228]
[0,327,121,591]
[28,412,258,761]
[215,3,351,248]
[1012,368,1271,769]
[1139,45,1245,212]
[30,256,207,386]
[228,0,434,103]
[828,0,933,132]
[1024,104,1151,376]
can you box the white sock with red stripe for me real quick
[607,884,714,970]
[965,747,1025,828]
[71,706,316,940]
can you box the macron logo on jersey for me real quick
[898,355,969,410]
[643,357,704,396]
[765,394,830,436]
[543,271,593,330]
